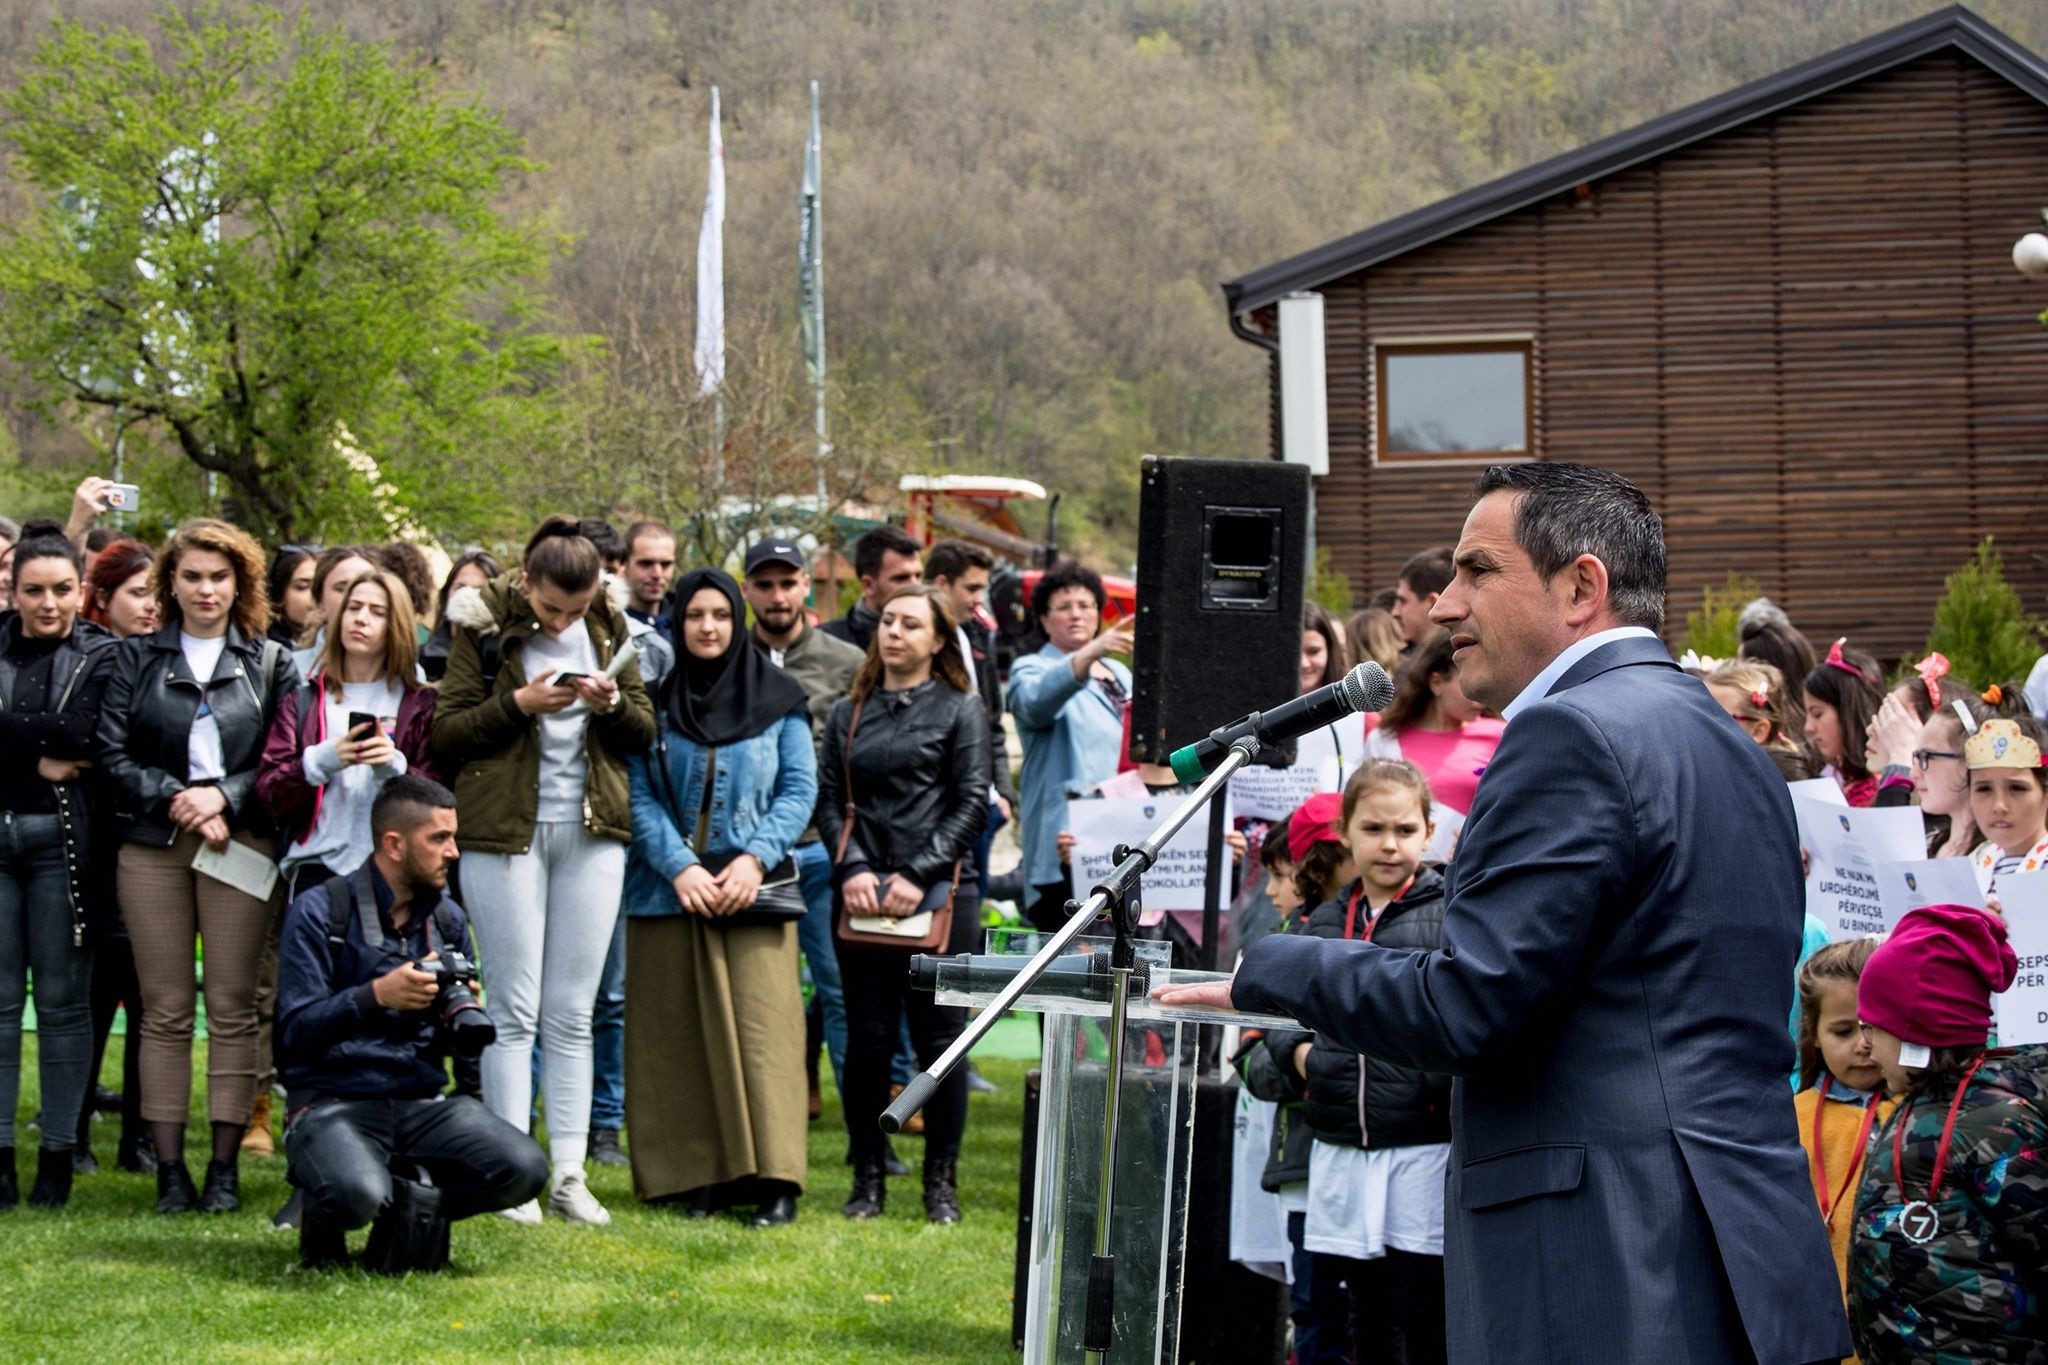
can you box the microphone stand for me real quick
[881,737,1257,1363]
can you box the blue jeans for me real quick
[794,840,847,1088]
[0,812,93,1153]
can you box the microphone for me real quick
[1167,661,1394,784]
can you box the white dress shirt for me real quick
[1500,626,1660,724]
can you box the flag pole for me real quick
[802,80,829,503]
[697,87,727,489]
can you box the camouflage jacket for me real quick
[1848,1047,2048,1363]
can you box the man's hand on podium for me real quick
[1149,979,1236,1011]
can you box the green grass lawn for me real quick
[5,1037,1031,1363]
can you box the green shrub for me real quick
[1926,537,2045,690]
[1678,573,1762,662]
[1312,546,1354,618]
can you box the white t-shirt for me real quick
[181,631,229,781]
[521,620,599,823]
[1303,1140,1450,1261]
[284,676,408,876]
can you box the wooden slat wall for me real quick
[1298,52,2048,664]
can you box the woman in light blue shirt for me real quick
[1005,561,1133,931]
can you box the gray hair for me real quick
[1737,596,1791,635]
[1471,464,1666,631]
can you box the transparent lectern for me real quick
[924,930,1296,1364]
[881,738,1318,1363]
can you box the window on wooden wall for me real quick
[1374,338,1532,464]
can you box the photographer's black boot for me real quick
[27,1146,74,1209]
[298,1206,348,1271]
[0,1148,17,1209]
[117,1127,156,1175]
[197,1158,240,1214]
[155,1160,196,1214]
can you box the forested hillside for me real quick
[2,0,2043,558]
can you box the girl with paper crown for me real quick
[1963,715,2048,898]
[1848,905,2047,1363]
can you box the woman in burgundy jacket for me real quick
[257,567,442,902]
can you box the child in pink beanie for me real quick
[1848,904,2047,1363]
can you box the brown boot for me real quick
[241,1092,275,1158]
[887,1083,925,1136]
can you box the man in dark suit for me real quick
[1158,464,1849,1364]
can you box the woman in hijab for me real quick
[622,568,819,1225]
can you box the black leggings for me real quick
[78,934,145,1152]
[836,896,979,1168]
[1339,1248,1447,1365]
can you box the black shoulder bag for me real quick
[652,731,806,927]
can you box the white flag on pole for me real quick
[694,88,725,397]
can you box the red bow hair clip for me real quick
[1914,653,1950,708]
[1750,687,1770,710]
[1824,638,1866,680]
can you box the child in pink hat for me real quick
[1847,904,2047,1363]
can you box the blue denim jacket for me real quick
[624,711,819,917]
[1005,641,1129,889]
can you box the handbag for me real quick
[651,731,806,928]
[831,697,962,952]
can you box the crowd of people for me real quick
[5,474,2048,1361]
[0,491,1043,1268]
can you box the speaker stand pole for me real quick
[1199,796,1226,973]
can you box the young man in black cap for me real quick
[739,539,888,1142]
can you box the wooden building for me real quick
[1223,5,2048,662]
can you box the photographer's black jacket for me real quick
[276,862,480,1103]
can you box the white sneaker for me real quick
[496,1198,542,1226]
[549,1169,611,1226]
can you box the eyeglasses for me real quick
[1911,749,1961,770]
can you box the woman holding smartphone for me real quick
[96,518,298,1215]
[431,516,655,1226]
[259,568,441,899]
[816,585,989,1224]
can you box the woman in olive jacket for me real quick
[815,584,989,1224]
[429,517,654,1227]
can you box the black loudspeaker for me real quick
[1010,1067,1290,1362]
[1130,456,1310,765]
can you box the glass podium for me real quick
[929,931,1297,1365]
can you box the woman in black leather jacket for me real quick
[816,584,988,1224]
[96,518,298,1216]
[0,523,118,1209]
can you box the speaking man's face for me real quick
[1431,491,1578,713]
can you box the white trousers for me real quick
[462,821,625,1171]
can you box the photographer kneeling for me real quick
[275,775,547,1270]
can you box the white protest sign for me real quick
[1794,796,1925,941]
[1871,858,1986,932]
[1995,871,2048,1047]
[1227,721,1363,821]
[1067,792,1234,916]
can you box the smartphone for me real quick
[104,482,141,512]
[346,712,380,736]
[553,672,589,687]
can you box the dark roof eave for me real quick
[1222,5,2048,321]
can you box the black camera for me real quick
[414,951,496,1057]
